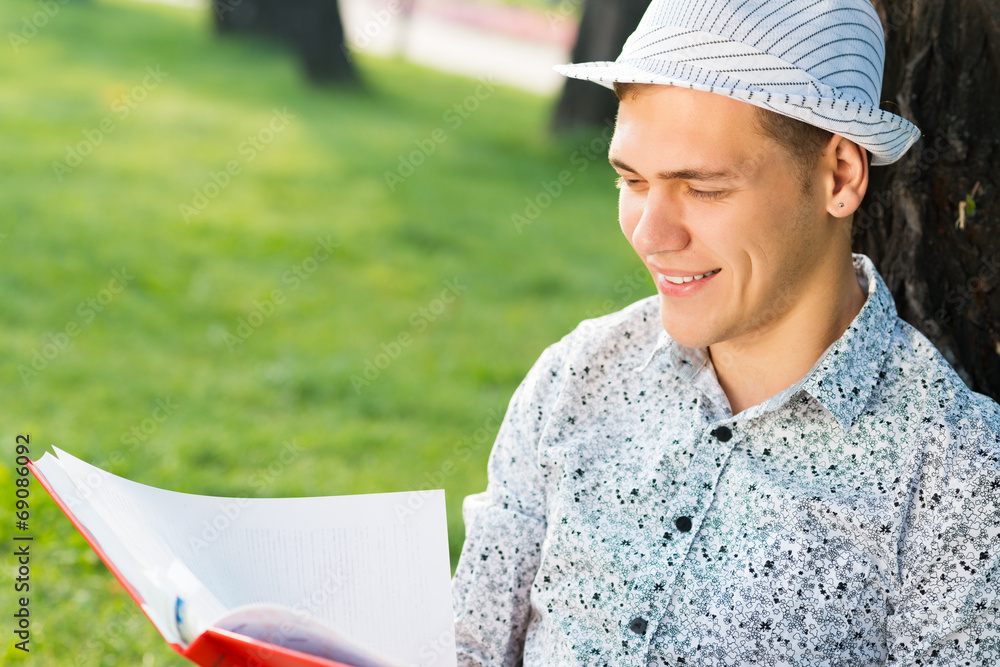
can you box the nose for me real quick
[626,188,691,258]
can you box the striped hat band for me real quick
[554,0,921,165]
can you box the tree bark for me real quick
[550,0,651,132]
[855,0,1000,400]
[212,0,358,84]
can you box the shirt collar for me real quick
[637,254,898,432]
[796,254,897,432]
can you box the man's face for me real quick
[608,85,834,350]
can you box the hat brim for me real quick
[554,60,920,166]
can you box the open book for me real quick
[30,447,457,667]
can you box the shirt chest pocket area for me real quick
[698,532,889,659]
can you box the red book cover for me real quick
[30,458,362,667]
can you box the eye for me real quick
[686,186,725,201]
[615,175,642,189]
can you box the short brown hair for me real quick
[612,81,833,187]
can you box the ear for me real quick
[823,135,868,218]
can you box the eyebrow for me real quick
[608,156,742,182]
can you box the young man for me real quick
[452,0,1000,664]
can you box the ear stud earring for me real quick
[839,203,845,208]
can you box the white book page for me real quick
[32,450,193,645]
[38,448,456,667]
[167,491,457,667]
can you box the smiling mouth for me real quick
[661,269,721,285]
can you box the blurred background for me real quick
[0,0,651,663]
[4,0,999,663]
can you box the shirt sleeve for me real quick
[451,340,568,667]
[886,393,1000,665]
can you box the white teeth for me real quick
[663,269,720,285]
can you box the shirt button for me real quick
[674,516,693,532]
[628,616,648,635]
[712,426,733,442]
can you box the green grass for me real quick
[0,0,647,663]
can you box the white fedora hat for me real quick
[554,0,921,165]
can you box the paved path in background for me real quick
[140,0,577,94]
[340,0,576,95]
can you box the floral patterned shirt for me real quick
[452,254,1000,666]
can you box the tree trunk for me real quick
[855,0,1000,400]
[212,0,358,84]
[550,0,651,132]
